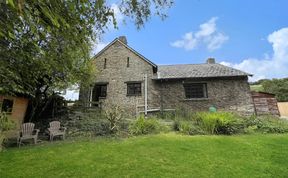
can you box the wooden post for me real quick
[160,79,164,116]
[144,74,148,116]
[89,87,93,107]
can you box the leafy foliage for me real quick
[63,106,129,137]
[173,110,288,135]
[0,113,15,151]
[262,78,288,101]
[129,115,162,135]
[0,113,15,132]
[250,79,270,85]
[104,104,123,134]
[1,1,99,96]
[195,112,244,135]
[173,120,205,135]
[65,111,111,137]
[243,115,288,134]
[0,0,173,121]
[173,111,246,135]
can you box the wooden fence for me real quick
[277,102,288,117]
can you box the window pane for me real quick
[1,99,13,113]
[100,85,107,97]
[92,84,107,101]
[127,82,141,95]
[184,83,207,98]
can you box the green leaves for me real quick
[0,0,172,120]
[262,78,288,102]
[0,113,15,132]
[6,0,15,8]
[1,1,97,96]
[39,5,60,28]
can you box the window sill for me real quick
[126,94,142,97]
[182,98,209,101]
[1,112,12,115]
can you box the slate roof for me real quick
[154,63,252,80]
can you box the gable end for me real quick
[93,37,158,72]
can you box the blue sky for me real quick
[94,0,288,81]
[64,0,288,100]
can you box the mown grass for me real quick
[1,133,288,178]
[250,84,264,92]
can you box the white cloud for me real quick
[221,27,288,81]
[268,28,288,61]
[206,33,229,51]
[106,3,124,30]
[171,32,197,50]
[170,17,229,51]
[111,3,124,24]
[195,17,218,38]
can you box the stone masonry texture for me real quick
[79,39,255,116]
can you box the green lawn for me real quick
[250,84,264,92]
[1,134,288,178]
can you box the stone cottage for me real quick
[79,36,255,115]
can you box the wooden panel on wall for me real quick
[278,102,288,117]
[251,91,280,116]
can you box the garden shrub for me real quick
[173,111,245,135]
[129,115,162,135]
[104,105,123,134]
[174,108,196,121]
[195,112,218,134]
[174,120,205,135]
[173,120,181,131]
[66,111,111,137]
[216,118,245,135]
[195,112,243,135]
[173,109,203,135]
[65,104,132,137]
[154,111,176,120]
[244,115,288,134]
[244,125,258,134]
[0,113,15,151]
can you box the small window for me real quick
[104,58,107,69]
[1,99,14,113]
[183,83,207,99]
[127,82,141,96]
[127,57,130,67]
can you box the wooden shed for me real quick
[0,95,29,129]
[251,91,280,116]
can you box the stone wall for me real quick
[156,77,255,115]
[79,40,255,116]
[79,40,160,115]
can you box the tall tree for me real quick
[0,0,173,120]
[262,78,288,102]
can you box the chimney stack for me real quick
[118,36,127,44]
[207,58,215,64]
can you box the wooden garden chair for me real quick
[17,123,39,147]
[48,121,66,141]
